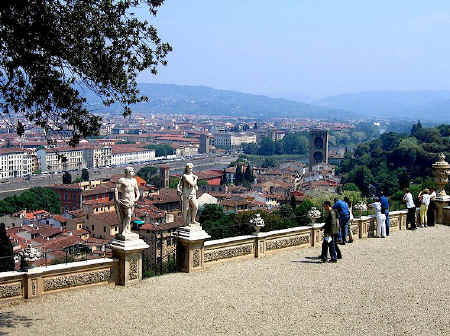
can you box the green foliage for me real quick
[198,180,208,187]
[294,199,314,226]
[145,144,175,157]
[81,168,89,182]
[62,171,72,184]
[0,1,171,144]
[244,165,255,183]
[137,166,158,184]
[339,123,450,196]
[261,158,278,168]
[168,177,179,189]
[343,183,360,192]
[0,187,61,216]
[243,133,309,156]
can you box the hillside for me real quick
[338,123,450,198]
[317,90,450,121]
[85,83,355,120]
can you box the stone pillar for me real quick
[111,238,149,286]
[310,224,323,247]
[253,232,266,258]
[434,199,450,225]
[176,226,210,273]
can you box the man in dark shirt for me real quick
[321,201,342,263]
[333,198,351,245]
[379,192,390,236]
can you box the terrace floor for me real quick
[1,225,450,336]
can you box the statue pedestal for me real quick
[433,197,450,225]
[176,226,210,273]
[111,238,149,286]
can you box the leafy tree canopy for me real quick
[338,123,450,196]
[0,1,171,145]
[145,144,175,157]
[0,187,61,215]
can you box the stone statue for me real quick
[439,152,446,163]
[0,223,14,272]
[114,167,140,240]
[177,163,200,227]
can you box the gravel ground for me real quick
[1,225,449,336]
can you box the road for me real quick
[0,154,237,200]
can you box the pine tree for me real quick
[234,165,243,185]
[244,164,255,183]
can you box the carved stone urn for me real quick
[432,153,450,200]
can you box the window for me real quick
[92,225,94,231]
[104,226,106,233]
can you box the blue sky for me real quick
[135,1,450,99]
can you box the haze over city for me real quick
[135,0,450,100]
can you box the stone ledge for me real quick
[27,258,114,276]
[205,235,255,247]
[258,226,311,238]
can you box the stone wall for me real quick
[204,210,410,266]
[0,258,115,303]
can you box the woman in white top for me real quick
[370,200,386,238]
[418,189,431,227]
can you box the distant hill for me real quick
[316,90,450,122]
[85,83,355,120]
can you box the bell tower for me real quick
[309,129,328,170]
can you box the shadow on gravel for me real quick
[291,257,323,264]
[0,311,36,335]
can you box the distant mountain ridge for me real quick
[85,83,355,120]
[316,90,450,121]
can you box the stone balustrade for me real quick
[203,210,410,266]
[0,258,115,303]
[0,208,441,303]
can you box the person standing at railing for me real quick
[403,188,417,230]
[379,191,390,236]
[0,223,15,272]
[343,197,354,243]
[370,200,386,238]
[418,189,431,228]
[321,201,342,263]
[332,198,350,245]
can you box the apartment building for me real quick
[213,132,257,149]
[0,148,34,179]
[37,147,85,172]
[83,146,112,168]
[111,145,155,166]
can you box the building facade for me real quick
[0,148,34,179]
[111,145,155,166]
[37,148,85,172]
[83,146,112,168]
[213,132,257,149]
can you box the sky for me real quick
[135,1,450,100]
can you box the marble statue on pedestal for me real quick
[114,167,140,240]
[177,163,200,227]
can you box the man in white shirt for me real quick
[403,188,416,230]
